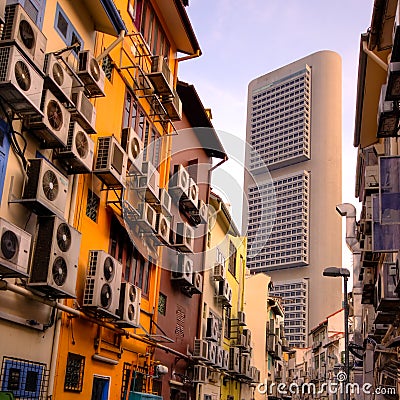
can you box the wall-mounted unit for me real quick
[152,188,171,216]
[0,217,31,278]
[77,50,105,97]
[54,121,94,174]
[239,354,251,378]
[26,89,70,148]
[135,202,157,233]
[181,178,199,211]
[21,158,69,217]
[362,266,375,287]
[237,311,246,326]
[197,200,208,224]
[116,282,141,328]
[364,165,379,190]
[70,88,97,133]
[193,365,208,383]
[193,339,209,361]
[94,136,127,188]
[162,88,182,121]
[43,53,73,104]
[29,216,81,298]
[154,213,170,245]
[192,272,203,294]
[171,222,194,253]
[217,279,232,306]
[235,333,246,349]
[171,254,193,286]
[134,161,159,203]
[243,328,252,351]
[215,346,224,368]
[221,349,229,370]
[229,347,240,373]
[83,250,122,317]
[169,164,189,201]
[0,45,43,115]
[213,262,225,281]
[147,56,173,96]
[205,315,219,342]
[376,262,400,312]
[251,367,261,383]
[121,127,143,175]
[1,4,47,69]
[377,84,399,138]
[206,341,217,365]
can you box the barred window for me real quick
[64,353,85,392]
[102,55,113,81]
[158,293,167,316]
[86,189,100,222]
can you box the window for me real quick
[54,4,83,54]
[64,353,85,392]
[91,376,110,400]
[121,364,145,399]
[19,0,47,29]
[228,240,237,276]
[86,190,100,222]
[0,121,10,204]
[158,293,167,316]
[224,308,231,339]
[102,55,114,81]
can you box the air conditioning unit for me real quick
[135,202,157,233]
[70,88,97,134]
[0,45,43,115]
[235,334,246,348]
[171,254,193,286]
[181,178,199,211]
[162,88,182,121]
[363,266,375,287]
[171,222,194,253]
[193,365,208,383]
[221,349,229,370]
[237,311,246,326]
[215,346,224,368]
[54,121,94,174]
[267,334,276,352]
[213,262,225,281]
[217,279,232,306]
[206,341,217,365]
[27,89,70,148]
[193,339,209,361]
[83,250,122,317]
[192,272,203,294]
[152,188,171,216]
[239,355,251,378]
[43,53,73,103]
[21,158,69,216]
[0,217,31,278]
[77,50,105,97]
[365,165,379,190]
[28,216,81,298]
[147,55,173,96]
[205,315,219,341]
[121,127,143,174]
[169,164,189,200]
[376,262,400,312]
[94,136,127,188]
[154,213,170,245]
[208,371,220,383]
[2,4,47,69]
[116,282,141,328]
[229,347,240,373]
[243,328,252,349]
[134,161,159,203]
[197,200,208,224]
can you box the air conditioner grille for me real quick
[75,131,88,158]
[80,93,93,121]
[103,256,115,282]
[42,170,59,201]
[2,5,17,40]
[95,137,111,170]
[56,223,71,252]
[52,256,67,286]
[23,160,41,199]
[83,277,95,304]
[15,60,31,91]
[78,50,89,73]
[19,19,35,49]
[51,62,64,86]
[1,230,18,260]
[112,144,123,175]
[100,283,112,308]
[0,47,11,82]
[88,251,98,276]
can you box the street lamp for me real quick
[323,267,350,399]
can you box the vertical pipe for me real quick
[343,276,349,400]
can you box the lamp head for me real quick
[323,267,350,278]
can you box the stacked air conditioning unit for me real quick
[162,87,182,121]
[121,127,143,175]
[193,339,209,361]
[206,341,217,365]
[205,315,219,342]
[171,222,194,253]
[77,50,105,97]
[135,202,157,233]
[29,216,81,298]
[235,333,246,349]
[197,200,208,224]
[21,158,69,217]
[0,217,31,278]
[169,164,189,201]
[70,88,97,134]
[217,279,232,306]
[83,250,122,317]
[193,365,208,383]
[0,45,43,115]
[215,346,224,368]
[93,136,127,188]
[181,178,199,211]
[54,121,94,174]
[221,349,229,370]
[229,347,240,373]
[192,272,203,294]
[375,262,400,312]
[134,161,160,203]
[213,262,225,281]
[43,53,73,104]
[26,89,70,148]
[116,282,141,328]
[237,311,246,326]
[147,55,173,96]
[240,355,251,378]
[243,328,252,351]
[1,4,47,69]
[154,213,170,245]
[152,188,171,217]
[364,165,379,190]
[171,254,193,286]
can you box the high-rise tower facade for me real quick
[243,51,343,347]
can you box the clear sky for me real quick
[179,0,375,272]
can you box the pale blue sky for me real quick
[179,0,375,270]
